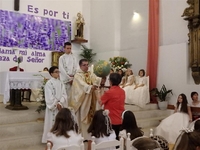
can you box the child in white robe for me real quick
[46,108,82,150]
[42,66,68,143]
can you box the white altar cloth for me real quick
[0,72,50,104]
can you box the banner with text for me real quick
[0,9,71,51]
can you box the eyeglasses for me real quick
[53,71,60,73]
[81,64,89,66]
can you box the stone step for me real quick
[0,121,43,138]
[125,103,158,111]
[0,132,42,150]
[137,116,166,129]
[14,144,45,150]
[133,109,173,120]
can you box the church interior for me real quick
[0,0,200,150]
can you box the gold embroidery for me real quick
[84,72,92,85]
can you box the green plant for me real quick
[150,84,173,102]
[80,45,96,64]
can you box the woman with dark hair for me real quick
[155,94,192,144]
[190,91,200,107]
[173,130,200,150]
[46,108,82,150]
[88,109,116,150]
[119,110,143,140]
[100,73,125,140]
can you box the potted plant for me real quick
[150,84,173,110]
[80,45,96,64]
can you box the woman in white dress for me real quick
[124,69,149,108]
[46,108,82,150]
[123,69,136,103]
[133,69,150,108]
[119,69,126,87]
[155,93,192,144]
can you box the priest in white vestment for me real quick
[69,59,102,140]
[59,42,78,98]
[42,66,68,143]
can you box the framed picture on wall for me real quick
[51,52,64,67]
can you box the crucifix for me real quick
[14,0,20,11]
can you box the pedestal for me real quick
[5,89,28,110]
[71,38,88,44]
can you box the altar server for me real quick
[59,42,78,98]
[42,66,68,143]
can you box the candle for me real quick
[91,64,94,73]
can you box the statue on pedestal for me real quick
[75,12,85,39]
[72,12,88,44]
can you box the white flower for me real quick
[103,109,109,116]
[36,98,41,102]
[119,67,121,69]
[121,65,123,67]
[125,62,128,65]
[122,68,127,72]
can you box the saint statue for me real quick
[75,12,85,39]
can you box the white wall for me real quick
[0,0,85,72]
[118,0,198,104]
[159,0,188,45]
[157,43,200,105]
[90,0,121,61]
[157,0,199,104]
[120,0,149,74]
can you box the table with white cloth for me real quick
[0,71,50,110]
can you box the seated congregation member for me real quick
[119,110,143,140]
[88,109,116,150]
[150,135,169,150]
[119,69,126,87]
[122,68,135,88]
[46,108,82,150]
[42,66,68,143]
[127,69,150,108]
[190,91,200,107]
[173,130,200,150]
[100,73,125,140]
[189,118,200,131]
[43,67,49,72]
[132,137,161,150]
[190,92,200,120]
[155,94,192,144]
